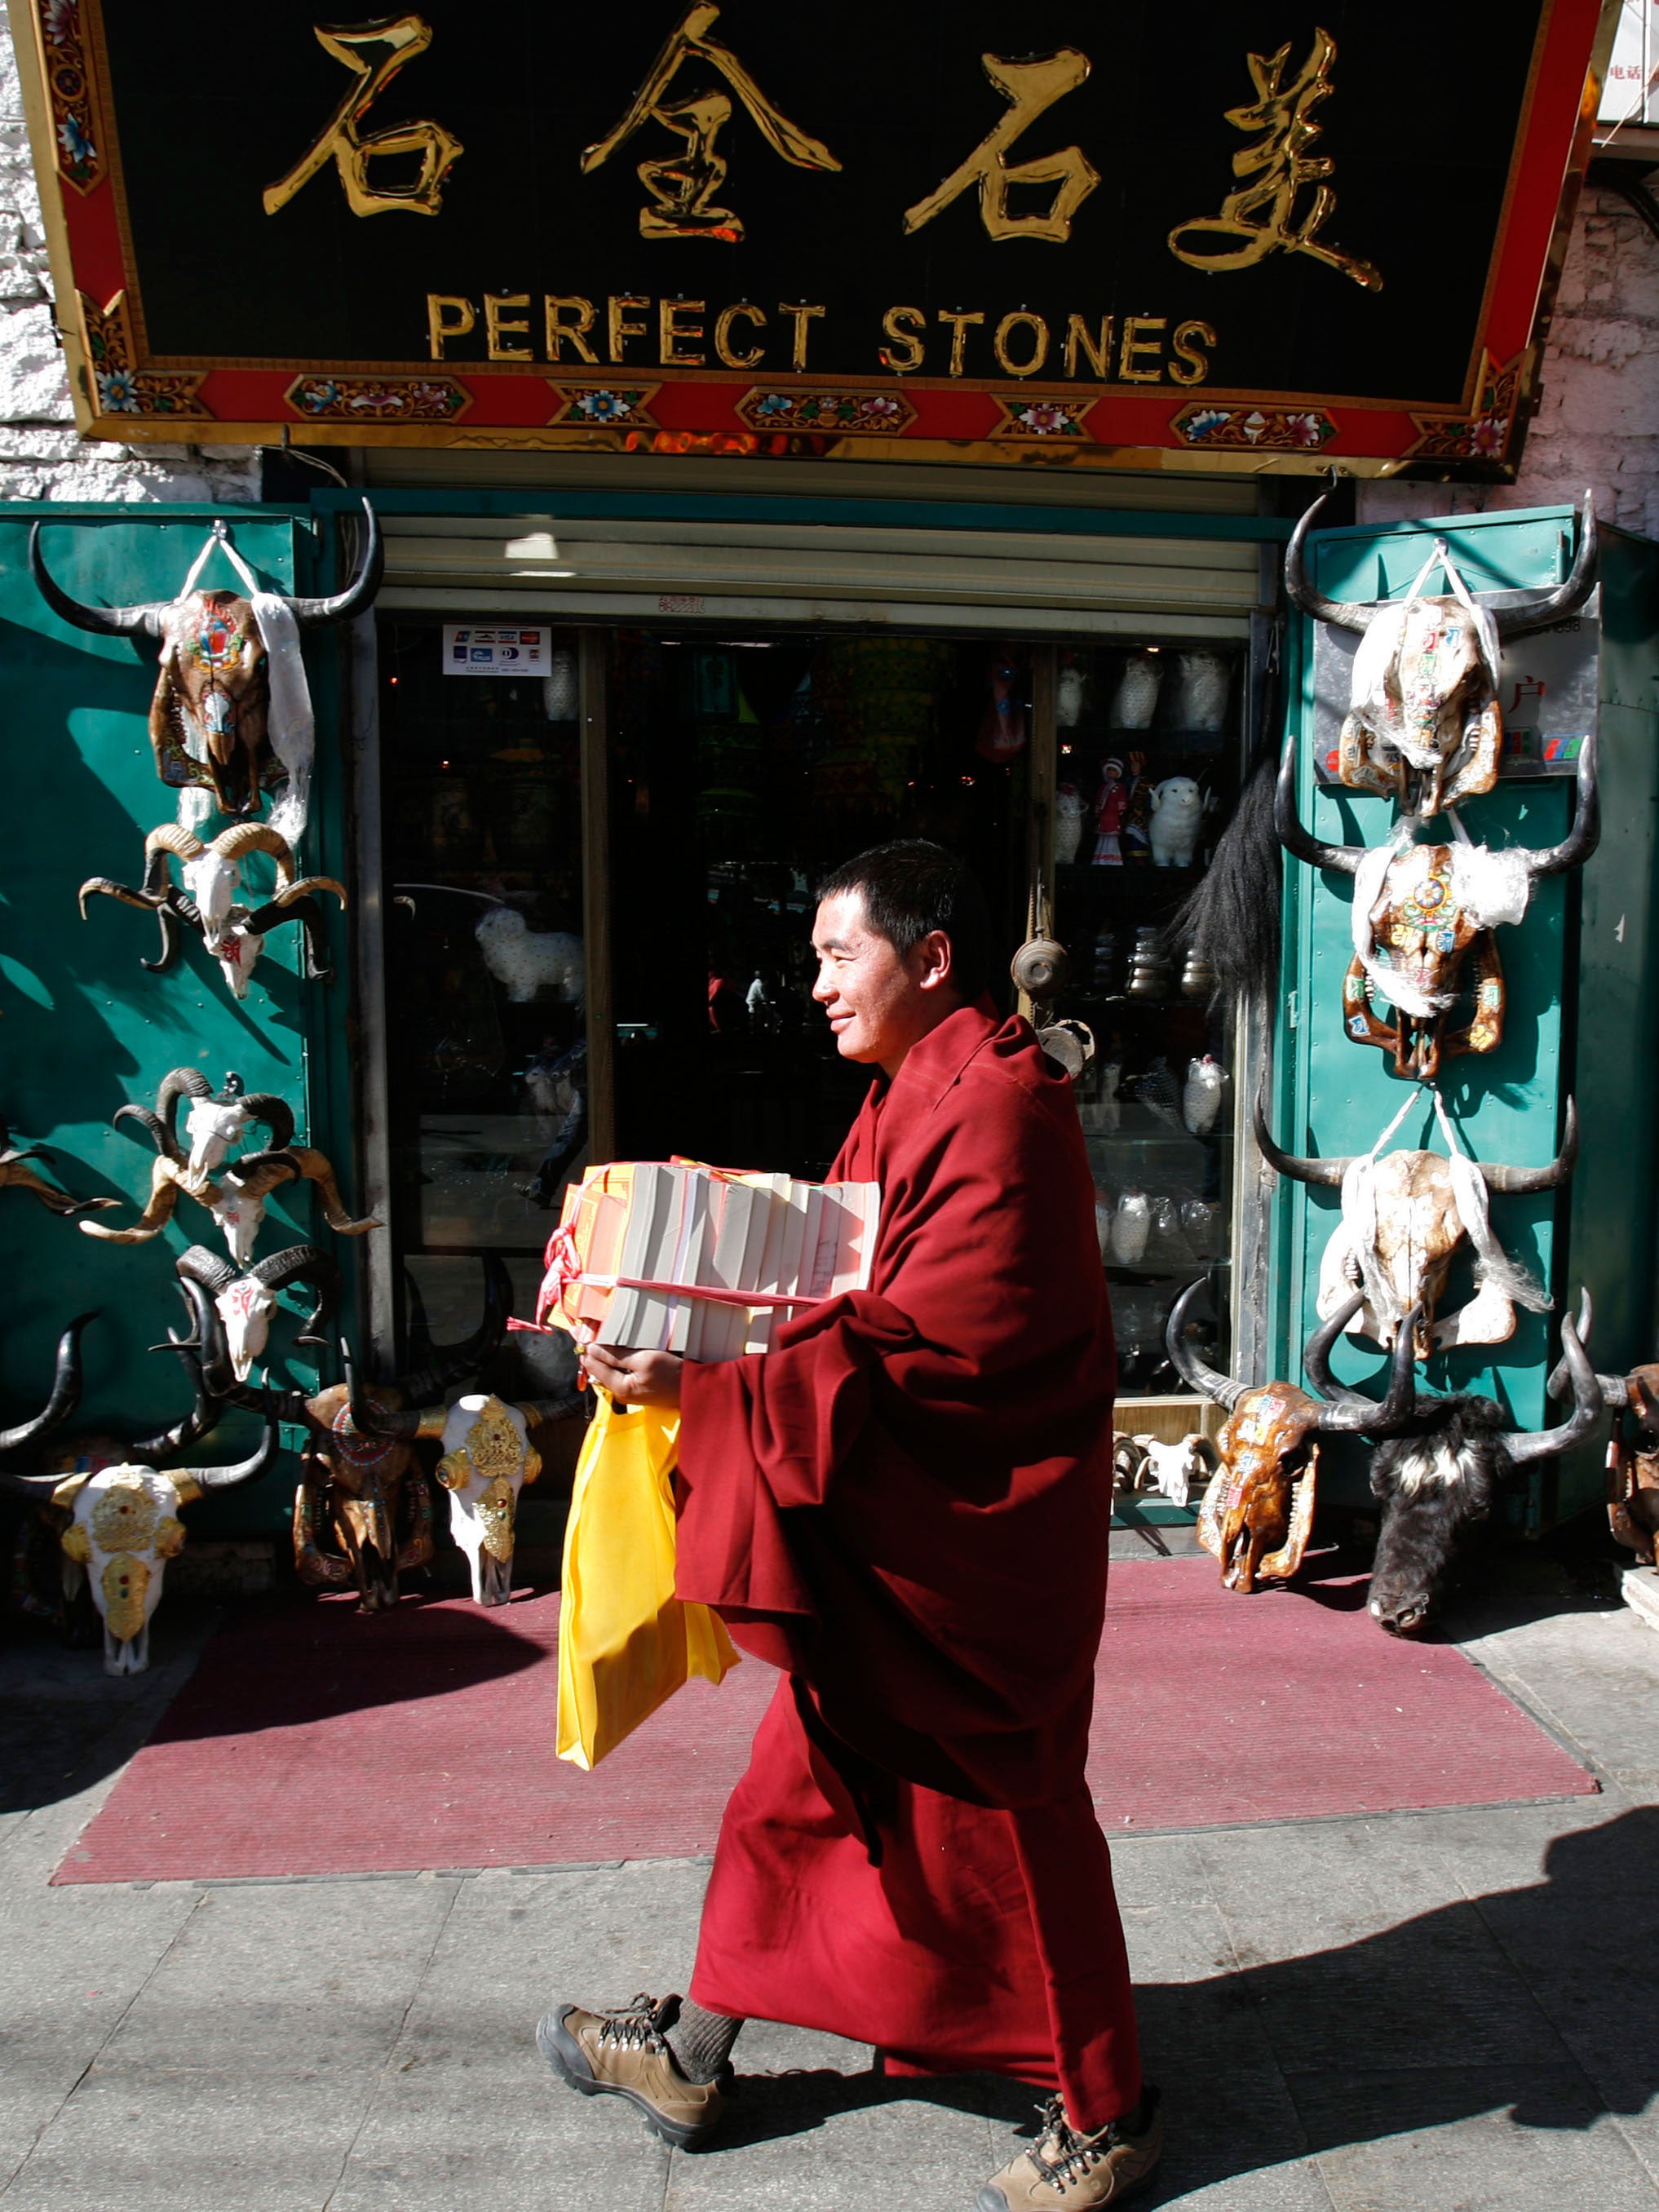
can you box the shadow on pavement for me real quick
[714,1807,1659,2194]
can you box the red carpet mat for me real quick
[53,1559,1595,1884]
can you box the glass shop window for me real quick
[378,620,585,1400]
[605,631,1029,1179]
[1051,641,1241,1406]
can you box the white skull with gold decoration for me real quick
[435,1391,576,1606]
[0,1321,279,1675]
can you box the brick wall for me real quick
[0,22,257,501]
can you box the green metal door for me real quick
[1270,501,1657,1524]
[0,502,350,1533]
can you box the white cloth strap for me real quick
[166,527,313,845]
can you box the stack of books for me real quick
[533,1161,881,1359]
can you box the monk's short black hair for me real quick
[815,839,992,998]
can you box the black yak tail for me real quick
[1166,722,1283,1007]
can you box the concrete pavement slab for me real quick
[95,1879,460,2077]
[1292,2063,1659,2210]
[1460,1604,1659,1798]
[0,2064,372,2212]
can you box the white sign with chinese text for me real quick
[442,625,553,675]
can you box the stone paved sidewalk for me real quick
[2,1563,1657,2212]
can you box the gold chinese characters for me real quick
[1169,27,1382,291]
[904,49,1099,244]
[582,2,840,241]
[263,15,462,219]
[425,292,1217,384]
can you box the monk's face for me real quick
[812,891,957,1077]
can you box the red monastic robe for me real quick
[675,1002,1141,2130]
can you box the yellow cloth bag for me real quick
[556,1390,741,1769]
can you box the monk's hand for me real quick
[582,1341,684,1409]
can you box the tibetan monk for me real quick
[538,840,1157,2210]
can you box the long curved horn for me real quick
[113,1103,180,1161]
[1166,1277,1247,1411]
[1492,495,1599,640]
[235,1094,297,1152]
[339,1336,411,1440]
[246,1243,340,1347]
[1522,729,1601,879]
[1544,1288,1623,1407]
[1476,1097,1578,1193]
[156,1068,213,1148]
[0,1312,95,1457]
[1275,738,1362,875]
[351,1254,514,1437]
[285,498,383,627]
[145,825,206,868]
[1283,490,1372,634]
[29,523,170,639]
[79,1158,184,1241]
[272,875,347,911]
[1254,1091,1354,1188]
[228,1148,378,1237]
[1307,1297,1420,1433]
[78,878,186,973]
[210,822,295,887]
[1502,1303,1604,1465]
[170,1405,281,1492]
[175,1243,239,1300]
[131,1333,222,1462]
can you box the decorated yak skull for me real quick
[80,821,346,998]
[0,1319,279,1674]
[1168,1283,1418,1593]
[1307,1298,1604,1636]
[432,1391,575,1605]
[1276,732,1599,1082]
[1285,489,1598,816]
[1255,1094,1577,1359]
[33,502,383,820]
[1546,1292,1659,1568]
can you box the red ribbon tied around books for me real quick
[507,1219,823,1338]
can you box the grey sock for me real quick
[666,1997,743,2084]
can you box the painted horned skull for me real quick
[32,502,383,817]
[434,1393,556,1606]
[1285,489,1598,816]
[1167,1284,1418,1594]
[1256,1095,1576,1359]
[1276,733,1599,1083]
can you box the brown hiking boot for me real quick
[976,2088,1163,2210]
[535,1993,725,2150]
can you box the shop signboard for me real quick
[14,0,1615,470]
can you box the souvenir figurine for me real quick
[1056,657,1088,728]
[1121,754,1154,864]
[1169,649,1232,732]
[1108,650,1162,731]
[1091,759,1126,865]
[1148,776,1205,867]
[1110,1191,1151,1265]
[399,886,585,1007]
[1284,488,1597,816]
[1054,782,1087,865]
[976,645,1028,763]
[1183,1055,1228,1138]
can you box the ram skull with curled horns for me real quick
[31,501,382,821]
[79,821,345,999]
[83,1069,377,1267]
[1285,488,1599,815]
[1276,731,1599,1082]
